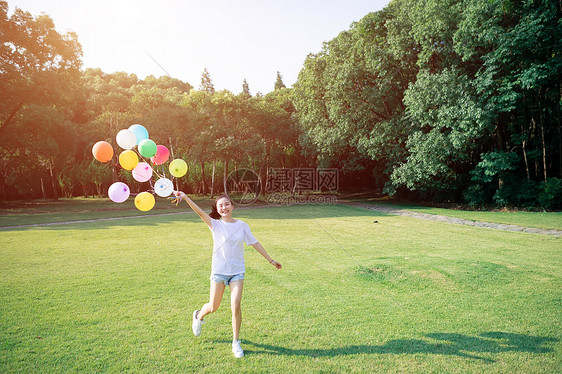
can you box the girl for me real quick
[172,191,282,358]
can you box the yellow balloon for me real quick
[119,150,139,171]
[169,159,188,177]
[134,192,155,212]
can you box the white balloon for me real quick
[116,129,137,150]
[154,178,174,197]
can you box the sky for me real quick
[8,0,390,94]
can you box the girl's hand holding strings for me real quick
[170,190,186,206]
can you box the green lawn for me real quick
[358,198,562,231]
[1,204,560,373]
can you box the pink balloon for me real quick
[151,145,170,165]
[132,162,153,182]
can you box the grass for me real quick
[1,203,561,373]
[0,196,218,227]
[357,198,562,231]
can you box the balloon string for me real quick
[110,161,123,169]
[133,148,166,179]
[151,166,165,180]
[148,179,157,195]
[133,148,144,161]
[134,148,152,167]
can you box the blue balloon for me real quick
[128,124,149,145]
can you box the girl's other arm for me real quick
[251,242,282,269]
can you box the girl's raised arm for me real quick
[174,191,212,229]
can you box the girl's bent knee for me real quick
[204,302,220,314]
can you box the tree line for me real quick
[294,0,561,208]
[1,0,561,208]
[0,1,300,200]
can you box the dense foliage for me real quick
[1,0,560,208]
[0,1,300,200]
[293,0,561,208]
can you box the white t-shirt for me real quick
[210,218,258,275]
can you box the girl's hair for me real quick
[209,195,234,219]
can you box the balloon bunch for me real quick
[92,124,188,211]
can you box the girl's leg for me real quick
[229,280,244,341]
[198,281,225,320]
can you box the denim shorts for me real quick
[210,273,244,286]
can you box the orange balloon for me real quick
[92,141,114,163]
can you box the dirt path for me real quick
[342,201,562,236]
[0,205,267,230]
[2,202,560,236]
[0,211,194,230]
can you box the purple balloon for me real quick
[108,182,130,203]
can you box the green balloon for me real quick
[138,139,157,158]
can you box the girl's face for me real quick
[216,197,233,218]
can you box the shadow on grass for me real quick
[242,332,558,362]
[0,204,392,231]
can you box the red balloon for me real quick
[92,141,114,163]
[151,145,170,165]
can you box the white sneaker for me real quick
[192,310,204,337]
[232,340,244,358]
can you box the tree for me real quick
[389,68,490,195]
[181,90,217,194]
[453,0,562,205]
[0,1,83,199]
[255,88,301,186]
[241,78,251,98]
[200,68,215,93]
[0,2,82,135]
[293,8,417,179]
[292,0,561,205]
[142,75,192,93]
[274,71,286,90]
